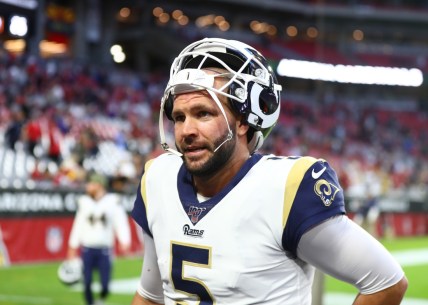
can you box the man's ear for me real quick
[236,119,250,137]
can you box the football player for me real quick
[131,38,407,305]
[68,173,131,305]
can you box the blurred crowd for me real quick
[0,49,166,193]
[0,48,427,208]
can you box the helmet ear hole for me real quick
[246,81,280,132]
[259,87,279,115]
[164,94,174,121]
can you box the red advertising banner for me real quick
[1,188,427,265]
[380,213,428,237]
[0,216,143,265]
[0,189,143,265]
[348,212,428,238]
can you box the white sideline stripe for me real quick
[82,247,428,296]
[71,278,140,294]
[325,293,428,305]
[392,249,428,267]
[4,248,425,304]
[0,294,124,305]
[1,292,426,305]
[0,294,52,304]
[103,248,428,294]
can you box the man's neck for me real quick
[92,190,106,201]
[192,152,250,197]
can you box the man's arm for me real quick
[297,215,407,304]
[131,231,164,305]
[112,197,132,254]
[67,198,84,254]
[353,277,408,305]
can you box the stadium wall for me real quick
[0,189,427,265]
[0,188,143,266]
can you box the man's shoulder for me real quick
[254,154,332,187]
[78,194,93,204]
[138,153,182,185]
[76,195,95,212]
[258,154,321,170]
[146,152,182,171]
[102,193,121,204]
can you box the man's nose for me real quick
[181,117,198,136]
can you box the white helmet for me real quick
[159,37,282,154]
[57,258,83,285]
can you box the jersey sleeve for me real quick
[281,157,346,257]
[297,215,405,294]
[113,196,131,247]
[68,196,86,248]
[131,159,155,238]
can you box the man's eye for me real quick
[173,115,185,122]
[198,111,211,118]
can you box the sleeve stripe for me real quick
[282,156,318,228]
[140,159,155,213]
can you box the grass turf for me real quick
[0,236,427,305]
[325,236,428,299]
[0,256,142,305]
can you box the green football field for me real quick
[0,236,427,305]
[324,236,428,305]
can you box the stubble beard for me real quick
[181,128,236,178]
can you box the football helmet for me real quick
[159,37,282,154]
[57,258,83,286]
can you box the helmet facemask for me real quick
[159,38,282,155]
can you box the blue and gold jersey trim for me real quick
[282,156,318,228]
[131,158,155,238]
[140,158,155,213]
[281,156,346,257]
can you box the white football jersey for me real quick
[132,153,345,305]
[69,193,131,249]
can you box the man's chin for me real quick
[184,156,206,169]
[183,156,210,175]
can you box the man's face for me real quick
[86,181,102,199]
[171,72,237,177]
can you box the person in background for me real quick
[5,106,26,150]
[354,190,381,238]
[130,37,407,305]
[68,173,131,305]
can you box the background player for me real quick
[68,173,131,305]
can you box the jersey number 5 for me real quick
[171,242,215,304]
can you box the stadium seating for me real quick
[0,47,427,205]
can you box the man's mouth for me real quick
[183,146,207,157]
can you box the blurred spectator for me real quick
[30,159,51,182]
[110,160,137,194]
[24,109,43,157]
[0,48,426,211]
[353,192,381,238]
[72,127,100,166]
[4,106,25,150]
[47,126,63,163]
[53,157,86,187]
